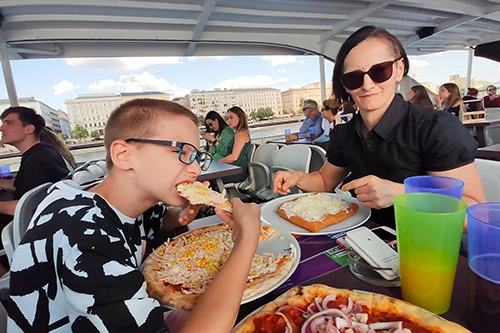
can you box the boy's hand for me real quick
[215,198,260,248]
[177,204,202,225]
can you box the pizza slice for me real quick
[177,181,232,212]
[260,225,278,241]
[234,284,471,333]
[276,193,358,232]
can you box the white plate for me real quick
[157,222,300,308]
[260,193,371,236]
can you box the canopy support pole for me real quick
[0,42,18,107]
[319,55,326,102]
[465,47,474,91]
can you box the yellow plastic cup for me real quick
[393,193,467,314]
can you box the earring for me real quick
[396,81,401,92]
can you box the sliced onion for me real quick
[344,329,355,333]
[353,326,369,333]
[354,313,368,324]
[322,294,337,309]
[310,317,327,332]
[335,317,350,329]
[352,322,369,329]
[350,304,363,315]
[276,312,293,333]
[315,296,324,312]
[301,309,353,333]
[369,321,403,330]
[284,328,290,333]
[345,297,354,314]
[307,303,317,314]
[326,318,341,333]
[277,305,309,315]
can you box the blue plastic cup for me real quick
[308,127,316,134]
[0,165,11,178]
[284,128,291,135]
[404,175,464,199]
[467,203,500,332]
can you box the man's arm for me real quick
[0,179,15,191]
[0,200,18,215]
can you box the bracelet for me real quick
[212,139,218,145]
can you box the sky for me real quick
[0,51,498,113]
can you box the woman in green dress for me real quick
[219,106,251,184]
[202,111,234,161]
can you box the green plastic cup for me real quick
[393,193,467,314]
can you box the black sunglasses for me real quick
[125,138,212,171]
[341,58,402,90]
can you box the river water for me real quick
[2,123,303,171]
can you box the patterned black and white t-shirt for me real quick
[8,180,169,332]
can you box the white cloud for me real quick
[187,56,230,61]
[88,72,190,97]
[66,57,182,70]
[53,80,78,95]
[277,69,287,73]
[261,56,296,66]
[410,59,430,68]
[214,75,288,90]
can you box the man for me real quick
[483,85,500,108]
[8,99,261,332]
[0,107,69,216]
[286,99,324,141]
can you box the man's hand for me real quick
[434,95,443,108]
[342,175,404,209]
[215,198,260,247]
[285,134,298,142]
[273,170,301,195]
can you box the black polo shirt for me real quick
[13,143,69,200]
[327,94,477,227]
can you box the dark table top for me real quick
[476,143,500,161]
[163,214,470,330]
[197,161,242,182]
[267,138,329,151]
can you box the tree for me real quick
[71,125,89,140]
[250,107,274,121]
[59,133,68,141]
[90,130,100,140]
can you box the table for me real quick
[163,214,470,329]
[476,143,500,161]
[267,138,329,151]
[197,161,242,192]
[464,119,500,148]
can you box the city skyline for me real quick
[0,51,497,113]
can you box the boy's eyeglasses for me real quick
[341,58,402,90]
[125,138,212,171]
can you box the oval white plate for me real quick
[260,193,371,236]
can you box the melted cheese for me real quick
[281,193,350,222]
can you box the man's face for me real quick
[302,105,314,118]
[487,87,497,96]
[128,117,202,207]
[0,113,33,145]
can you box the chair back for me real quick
[87,164,106,178]
[273,145,311,173]
[248,143,257,162]
[475,158,500,202]
[12,183,52,246]
[96,160,108,174]
[254,144,279,168]
[72,170,98,185]
[1,222,14,264]
[308,145,327,172]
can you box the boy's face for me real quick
[130,117,202,207]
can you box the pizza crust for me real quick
[277,200,359,232]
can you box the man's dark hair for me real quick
[1,106,46,139]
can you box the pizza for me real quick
[234,284,471,333]
[177,181,233,212]
[277,193,358,232]
[142,224,294,310]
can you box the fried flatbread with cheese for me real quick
[177,181,232,212]
[276,193,358,232]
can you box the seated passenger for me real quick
[40,126,77,171]
[435,83,463,118]
[285,99,324,141]
[219,106,251,183]
[201,110,234,160]
[463,88,483,112]
[8,99,261,333]
[340,101,357,123]
[313,98,342,143]
[483,85,500,108]
[0,107,69,215]
[273,26,486,229]
[406,85,433,109]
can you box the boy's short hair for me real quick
[104,98,199,169]
[0,106,45,139]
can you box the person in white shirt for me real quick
[313,98,342,143]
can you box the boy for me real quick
[9,99,261,332]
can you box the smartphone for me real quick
[336,226,397,251]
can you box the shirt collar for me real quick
[354,94,408,141]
